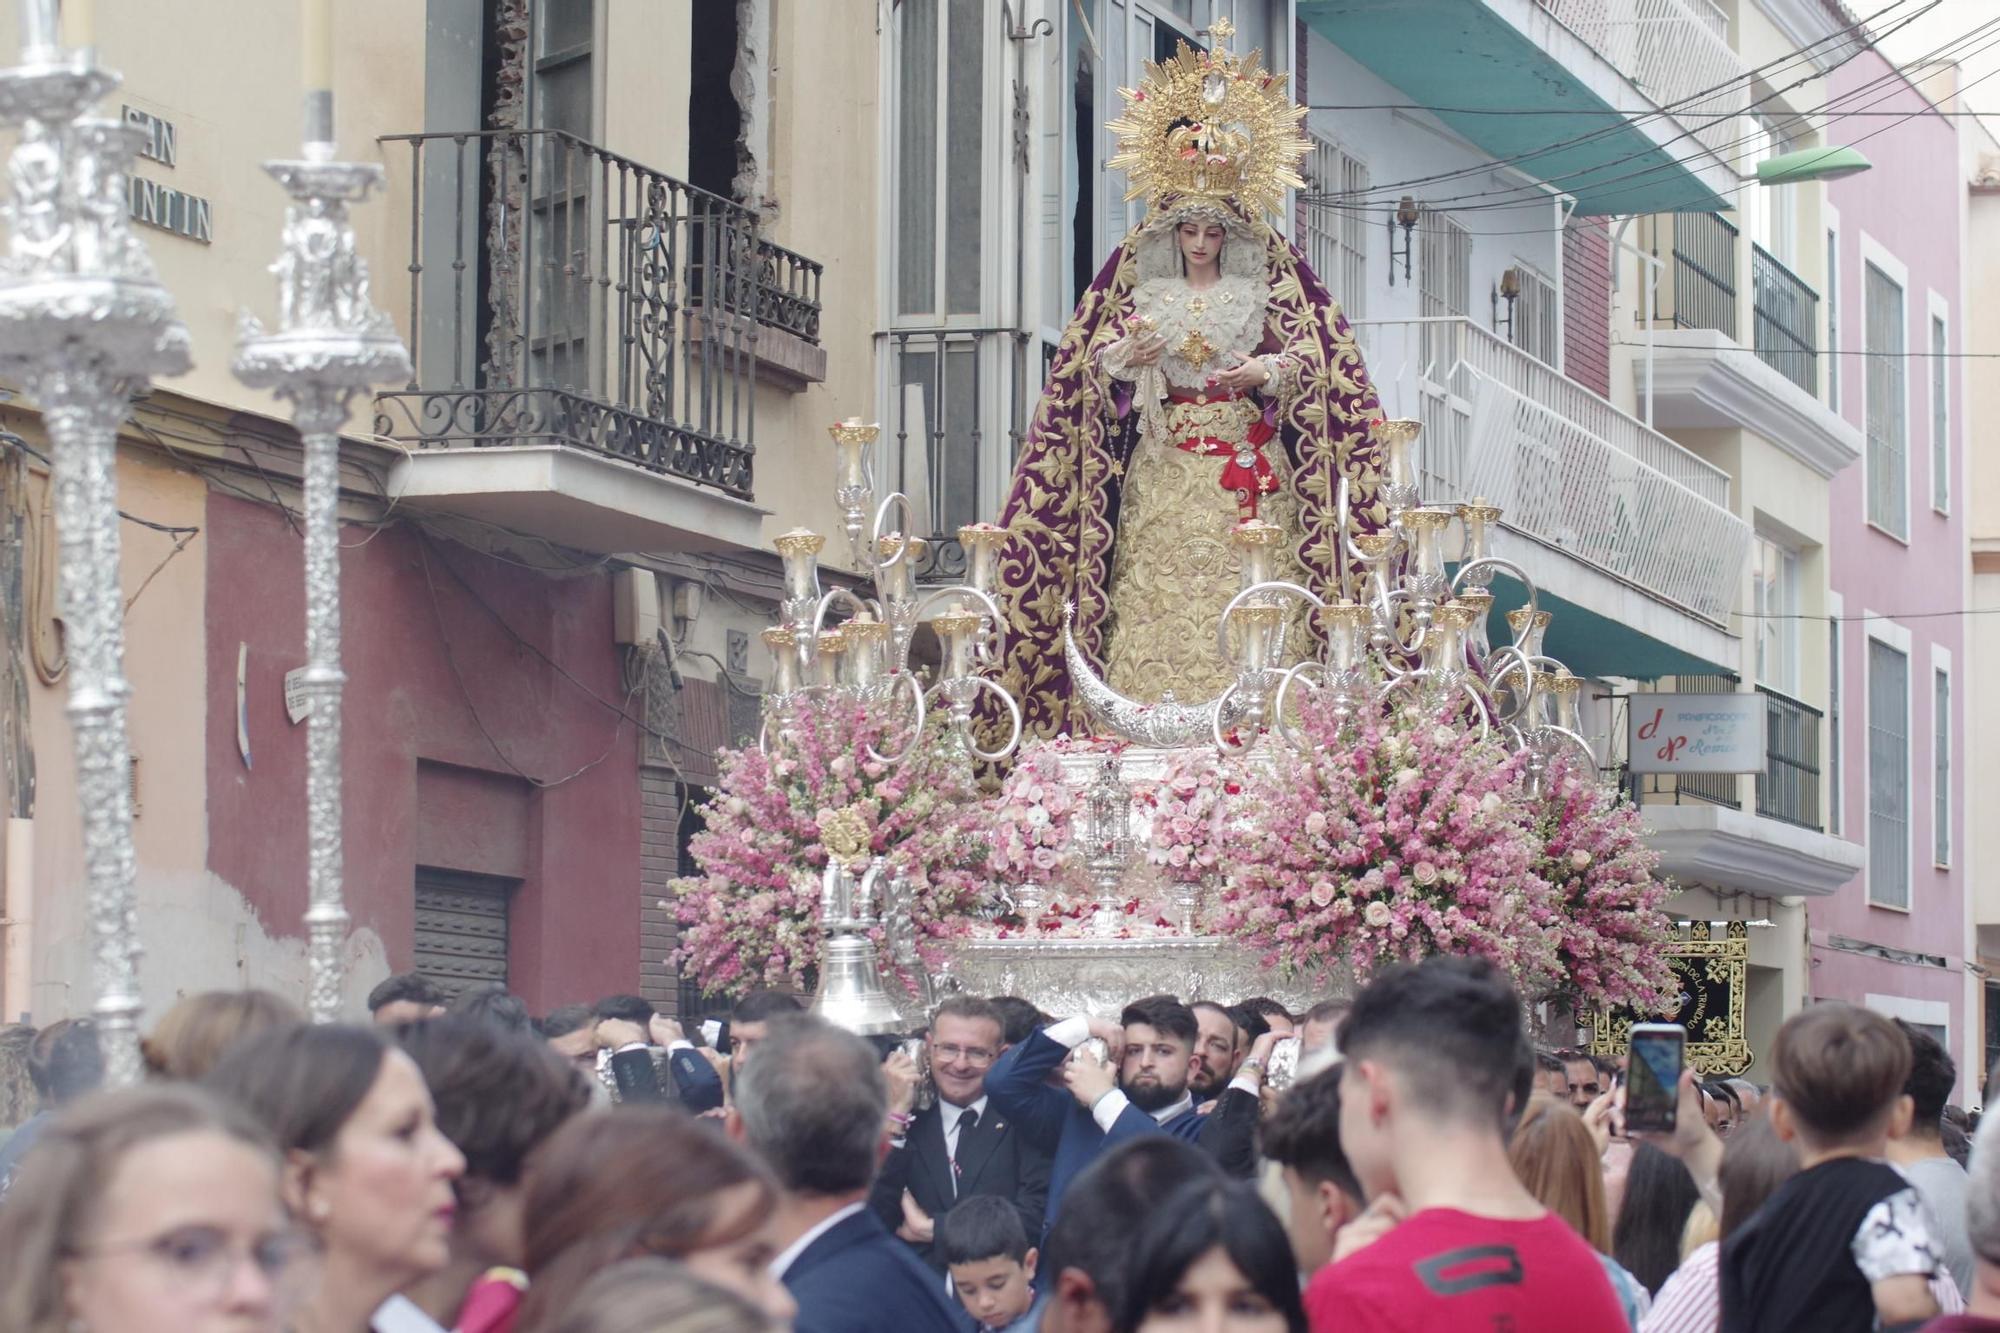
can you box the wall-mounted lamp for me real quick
[1493,266,1522,342]
[1387,196,1419,287]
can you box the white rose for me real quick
[1480,792,1504,815]
[1311,880,1337,907]
[1364,901,1393,928]
[1570,849,1593,870]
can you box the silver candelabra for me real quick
[235,92,410,1023]
[1213,418,1595,780]
[0,4,192,1085]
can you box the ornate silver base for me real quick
[949,935,1319,1016]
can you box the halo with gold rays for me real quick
[1105,17,1309,219]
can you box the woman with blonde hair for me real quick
[1507,1093,1651,1328]
[536,1258,775,1333]
[0,1083,305,1333]
[144,989,303,1081]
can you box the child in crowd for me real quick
[939,1194,1044,1332]
[1720,1002,1944,1332]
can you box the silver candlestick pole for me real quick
[0,12,192,1085]
[235,110,410,1024]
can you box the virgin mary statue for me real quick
[994,23,1390,741]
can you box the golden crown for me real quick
[1105,17,1309,219]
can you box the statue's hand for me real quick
[1209,355,1272,392]
[1120,331,1169,368]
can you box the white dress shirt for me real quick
[939,1094,990,1165]
[1040,1015,1207,1132]
[770,1200,868,1280]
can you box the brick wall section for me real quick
[640,766,683,1013]
[1563,217,1613,398]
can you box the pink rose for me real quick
[1364,900,1392,928]
[1413,862,1438,886]
[1311,880,1336,907]
[1570,849,1593,870]
[1305,811,1329,837]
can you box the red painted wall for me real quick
[204,492,642,1012]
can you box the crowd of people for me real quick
[0,959,1994,1332]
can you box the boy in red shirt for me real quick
[1304,956,1625,1332]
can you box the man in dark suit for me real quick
[870,996,1052,1268]
[731,1015,971,1333]
[986,994,1273,1229]
[589,994,725,1112]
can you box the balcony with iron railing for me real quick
[880,326,1041,582]
[1642,213,1856,478]
[1354,316,1750,632]
[1635,678,1824,832]
[372,129,825,510]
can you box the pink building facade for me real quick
[1820,51,1969,1090]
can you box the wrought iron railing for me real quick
[1751,244,1819,397]
[1667,211,1738,339]
[1353,317,1749,621]
[1539,0,1745,156]
[882,326,1034,581]
[373,130,825,500]
[1756,684,1822,831]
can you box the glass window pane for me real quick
[945,0,985,315]
[1932,316,1949,512]
[1867,639,1909,908]
[1864,264,1906,537]
[1935,670,1950,865]
[897,0,940,316]
[543,0,593,55]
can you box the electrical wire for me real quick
[1306,2,1979,217]
[418,535,654,789]
[1297,29,2000,238]
[1302,0,1929,206]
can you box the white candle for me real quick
[302,0,331,93]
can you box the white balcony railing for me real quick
[1539,0,1745,156]
[1354,317,1750,622]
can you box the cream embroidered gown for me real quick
[1099,273,1313,704]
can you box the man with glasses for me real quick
[871,996,1051,1271]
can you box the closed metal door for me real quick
[414,870,514,997]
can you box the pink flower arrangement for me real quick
[1136,746,1239,886]
[1533,758,1677,1013]
[1216,695,1566,997]
[984,743,1087,895]
[668,697,988,998]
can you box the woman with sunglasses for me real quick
[0,1083,305,1333]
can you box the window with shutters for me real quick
[1931,314,1949,514]
[1828,616,1842,837]
[1864,262,1907,538]
[892,0,988,322]
[413,869,515,998]
[1304,135,1368,317]
[1934,667,1950,867]
[1826,228,1839,413]
[1419,210,1471,320]
[1866,639,1909,909]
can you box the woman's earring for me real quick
[309,1196,331,1223]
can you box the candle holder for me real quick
[0,20,191,1085]
[235,117,411,1024]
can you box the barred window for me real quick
[1304,135,1368,318]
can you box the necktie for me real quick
[952,1107,979,1193]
